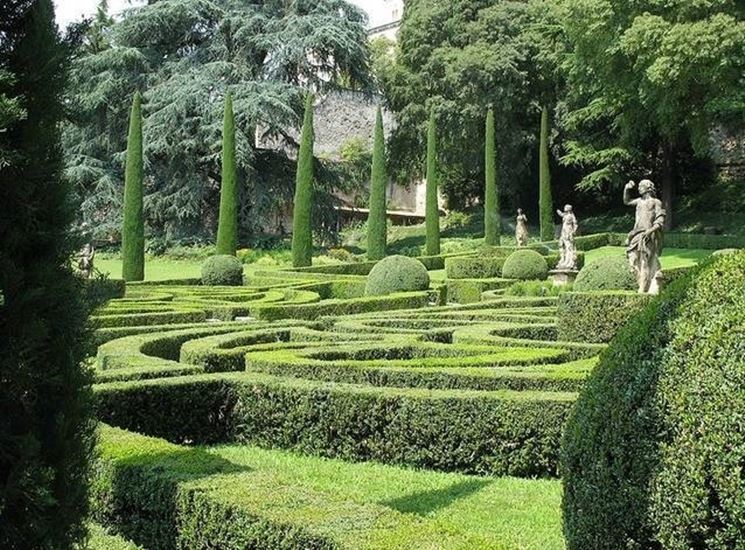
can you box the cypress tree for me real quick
[0,1,94,546]
[121,91,144,280]
[539,105,554,242]
[216,92,238,255]
[292,93,314,267]
[484,106,500,245]
[425,109,440,256]
[367,105,387,260]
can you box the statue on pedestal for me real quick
[624,179,665,294]
[556,204,578,271]
[515,209,529,247]
[78,242,95,279]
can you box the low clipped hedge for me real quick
[573,255,637,291]
[556,291,650,344]
[446,278,510,304]
[562,251,745,549]
[445,256,505,280]
[502,250,549,281]
[201,255,244,286]
[94,372,575,478]
[365,255,430,296]
[83,277,126,309]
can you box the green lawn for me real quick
[584,246,711,269]
[96,257,205,281]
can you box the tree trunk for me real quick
[660,142,675,230]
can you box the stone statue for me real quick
[515,209,529,247]
[624,179,665,294]
[78,241,95,279]
[556,204,578,271]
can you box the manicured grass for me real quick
[584,246,711,269]
[96,257,205,281]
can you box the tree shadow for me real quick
[380,478,490,517]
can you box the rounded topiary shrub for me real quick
[501,249,548,280]
[365,255,430,296]
[561,251,745,549]
[201,255,244,286]
[573,254,636,291]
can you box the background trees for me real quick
[0,0,93,545]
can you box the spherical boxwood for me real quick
[573,254,636,291]
[501,249,548,281]
[562,251,745,549]
[201,255,244,286]
[365,255,430,296]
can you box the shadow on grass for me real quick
[381,478,490,516]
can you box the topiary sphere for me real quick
[501,249,548,280]
[201,255,244,286]
[573,254,637,291]
[561,251,745,549]
[365,255,430,296]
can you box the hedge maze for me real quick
[89,236,705,549]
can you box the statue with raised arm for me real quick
[515,209,529,247]
[624,179,665,294]
[556,204,578,271]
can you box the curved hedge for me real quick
[201,255,244,286]
[365,255,430,296]
[556,292,650,344]
[562,251,745,549]
[502,250,548,281]
[573,255,636,291]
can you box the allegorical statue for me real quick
[515,209,529,247]
[556,204,578,271]
[624,179,665,294]
[77,241,95,279]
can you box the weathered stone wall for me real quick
[710,125,745,181]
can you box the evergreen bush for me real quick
[425,110,440,255]
[484,107,500,245]
[562,252,745,549]
[201,255,244,286]
[538,106,554,242]
[367,105,387,260]
[573,255,637,291]
[291,94,314,267]
[216,92,238,255]
[365,255,430,296]
[121,91,145,281]
[501,250,549,280]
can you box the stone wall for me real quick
[710,125,745,181]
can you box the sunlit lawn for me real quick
[584,246,711,269]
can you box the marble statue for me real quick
[556,204,578,271]
[624,179,665,294]
[515,209,529,247]
[78,242,95,279]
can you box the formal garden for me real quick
[2,1,745,549]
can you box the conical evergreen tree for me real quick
[121,91,144,280]
[484,107,500,245]
[539,106,554,242]
[216,92,238,255]
[425,109,440,256]
[292,94,314,267]
[367,105,387,260]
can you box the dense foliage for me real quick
[573,255,637,291]
[367,105,387,260]
[216,93,238,255]
[484,107,499,245]
[63,0,371,241]
[121,91,144,281]
[538,106,554,241]
[292,94,315,267]
[365,255,430,296]
[0,0,94,545]
[557,291,650,344]
[201,255,244,286]
[425,110,440,255]
[562,252,745,548]
[502,250,549,281]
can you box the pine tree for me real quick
[216,92,238,255]
[539,106,554,242]
[0,1,94,546]
[425,109,440,256]
[367,105,387,260]
[292,94,314,267]
[484,106,500,245]
[121,91,144,280]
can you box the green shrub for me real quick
[83,275,126,310]
[562,252,745,549]
[445,255,505,279]
[484,107,500,245]
[121,91,145,281]
[291,94,315,267]
[447,278,510,304]
[501,250,549,280]
[201,255,244,286]
[539,106,554,241]
[367,106,387,260]
[506,280,566,297]
[425,110,440,255]
[556,291,650,343]
[365,255,430,296]
[573,255,636,291]
[216,92,238,255]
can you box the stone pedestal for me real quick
[550,269,578,286]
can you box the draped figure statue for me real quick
[624,179,665,294]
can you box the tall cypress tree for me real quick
[425,109,440,256]
[367,105,387,261]
[121,91,144,280]
[0,1,94,546]
[292,93,314,267]
[216,92,238,255]
[484,106,500,245]
[539,106,554,242]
